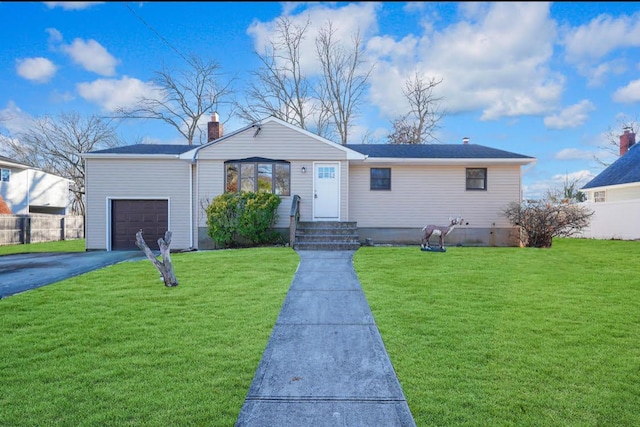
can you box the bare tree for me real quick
[545,174,587,203]
[316,21,373,145]
[4,112,121,215]
[596,115,639,167]
[237,17,320,131]
[115,55,234,145]
[136,230,178,287]
[387,72,444,144]
[503,199,593,248]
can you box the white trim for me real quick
[582,181,640,192]
[0,158,32,170]
[106,197,171,251]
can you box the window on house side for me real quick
[466,168,487,190]
[225,160,290,196]
[370,168,391,190]
[594,191,605,203]
[0,168,9,182]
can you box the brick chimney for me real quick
[462,137,470,144]
[620,127,635,156]
[207,112,223,142]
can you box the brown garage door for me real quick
[111,199,168,250]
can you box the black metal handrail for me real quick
[289,195,301,247]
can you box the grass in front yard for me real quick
[354,238,640,426]
[3,239,639,426]
[0,239,85,255]
[0,247,299,427]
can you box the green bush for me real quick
[206,192,282,248]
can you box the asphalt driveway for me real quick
[0,251,145,299]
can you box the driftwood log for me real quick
[135,230,178,287]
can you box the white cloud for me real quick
[77,76,161,111]
[543,100,595,129]
[0,101,34,134]
[367,2,564,121]
[523,169,595,200]
[43,2,104,11]
[562,12,640,82]
[62,38,119,76]
[612,79,640,103]
[45,28,63,44]
[15,57,57,83]
[563,13,640,64]
[551,170,594,186]
[555,148,596,161]
[247,2,565,124]
[247,2,380,76]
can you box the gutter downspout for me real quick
[26,169,31,213]
[189,161,194,249]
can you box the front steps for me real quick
[293,221,361,251]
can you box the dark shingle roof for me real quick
[345,143,534,159]
[89,144,195,155]
[582,144,640,189]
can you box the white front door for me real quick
[313,162,340,219]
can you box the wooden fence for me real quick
[0,214,84,246]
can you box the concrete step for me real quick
[294,221,360,251]
[294,241,362,251]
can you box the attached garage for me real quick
[111,199,168,250]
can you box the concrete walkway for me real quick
[235,250,416,426]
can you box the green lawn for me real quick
[1,239,639,426]
[355,238,640,426]
[1,247,299,427]
[0,239,85,255]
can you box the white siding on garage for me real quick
[349,164,522,228]
[85,158,192,250]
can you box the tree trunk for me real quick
[135,230,179,287]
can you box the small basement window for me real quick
[370,168,391,190]
[225,158,290,195]
[466,168,487,190]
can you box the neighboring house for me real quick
[0,156,71,215]
[579,129,640,240]
[83,116,536,251]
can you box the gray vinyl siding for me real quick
[85,158,192,250]
[196,120,350,226]
[197,120,349,161]
[195,160,347,227]
[349,164,521,228]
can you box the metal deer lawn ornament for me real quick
[420,216,463,252]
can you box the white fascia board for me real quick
[0,159,31,170]
[581,181,640,192]
[355,157,537,166]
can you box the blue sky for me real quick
[2,2,640,199]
